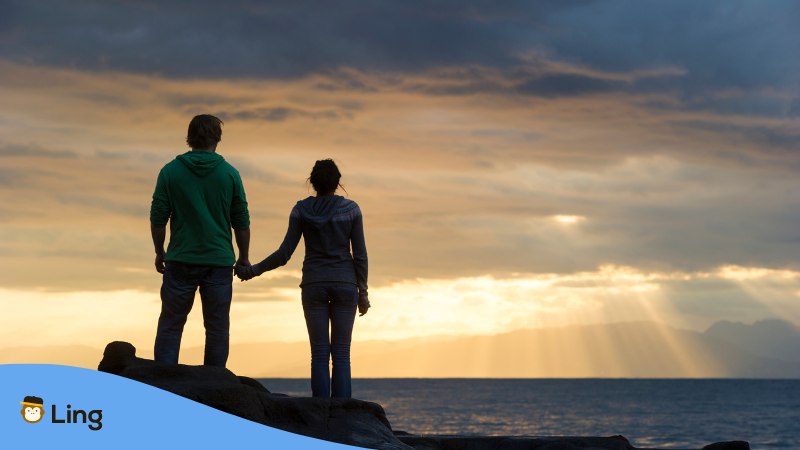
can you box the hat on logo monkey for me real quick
[21,396,44,407]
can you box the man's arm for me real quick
[234,228,251,267]
[150,169,171,274]
[151,223,167,274]
[230,169,251,268]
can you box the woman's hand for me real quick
[358,292,370,316]
[235,263,256,281]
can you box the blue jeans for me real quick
[302,282,358,398]
[154,261,233,367]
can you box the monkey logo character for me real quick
[21,396,45,424]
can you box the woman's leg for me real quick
[302,284,332,397]
[329,284,358,398]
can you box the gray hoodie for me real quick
[252,195,368,294]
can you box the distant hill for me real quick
[2,320,799,378]
[704,319,800,363]
[347,321,800,378]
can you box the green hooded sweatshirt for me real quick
[150,150,249,266]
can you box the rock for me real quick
[97,341,750,450]
[98,341,411,450]
[702,442,751,450]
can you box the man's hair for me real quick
[186,114,223,149]
[308,159,344,195]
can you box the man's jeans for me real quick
[301,282,358,398]
[154,261,233,367]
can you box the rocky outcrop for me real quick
[98,341,408,450]
[97,341,749,450]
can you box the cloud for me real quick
[1,58,798,293]
[0,0,522,77]
[217,106,354,122]
[515,74,624,98]
[0,143,77,159]
[1,0,797,97]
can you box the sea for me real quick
[257,378,800,450]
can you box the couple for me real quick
[149,114,369,399]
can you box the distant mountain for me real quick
[3,320,799,378]
[343,321,800,378]
[704,319,800,363]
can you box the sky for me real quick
[0,1,799,369]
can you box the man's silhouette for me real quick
[149,114,250,367]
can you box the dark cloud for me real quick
[668,119,800,165]
[536,1,800,93]
[313,70,379,93]
[638,90,799,119]
[0,0,524,77]
[515,74,624,98]
[2,0,797,97]
[217,106,353,122]
[0,143,77,159]
[789,97,800,118]
[469,129,542,141]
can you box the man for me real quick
[149,114,250,367]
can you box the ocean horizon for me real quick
[259,378,800,450]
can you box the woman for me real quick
[236,159,369,398]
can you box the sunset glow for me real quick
[1,2,798,377]
[553,215,585,225]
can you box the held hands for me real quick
[235,264,257,281]
[235,258,263,281]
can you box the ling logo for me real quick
[19,395,104,430]
[20,396,46,424]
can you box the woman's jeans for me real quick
[154,261,233,367]
[302,282,358,398]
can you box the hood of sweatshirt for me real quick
[176,150,224,177]
[297,195,345,228]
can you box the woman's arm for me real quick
[351,206,369,314]
[237,206,302,280]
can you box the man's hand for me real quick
[151,224,167,274]
[235,258,254,281]
[236,257,251,268]
[155,253,165,274]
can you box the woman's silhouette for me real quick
[236,159,369,398]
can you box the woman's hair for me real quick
[186,114,223,149]
[308,159,345,195]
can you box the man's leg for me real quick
[329,284,358,398]
[302,284,332,398]
[199,266,233,367]
[155,262,200,364]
